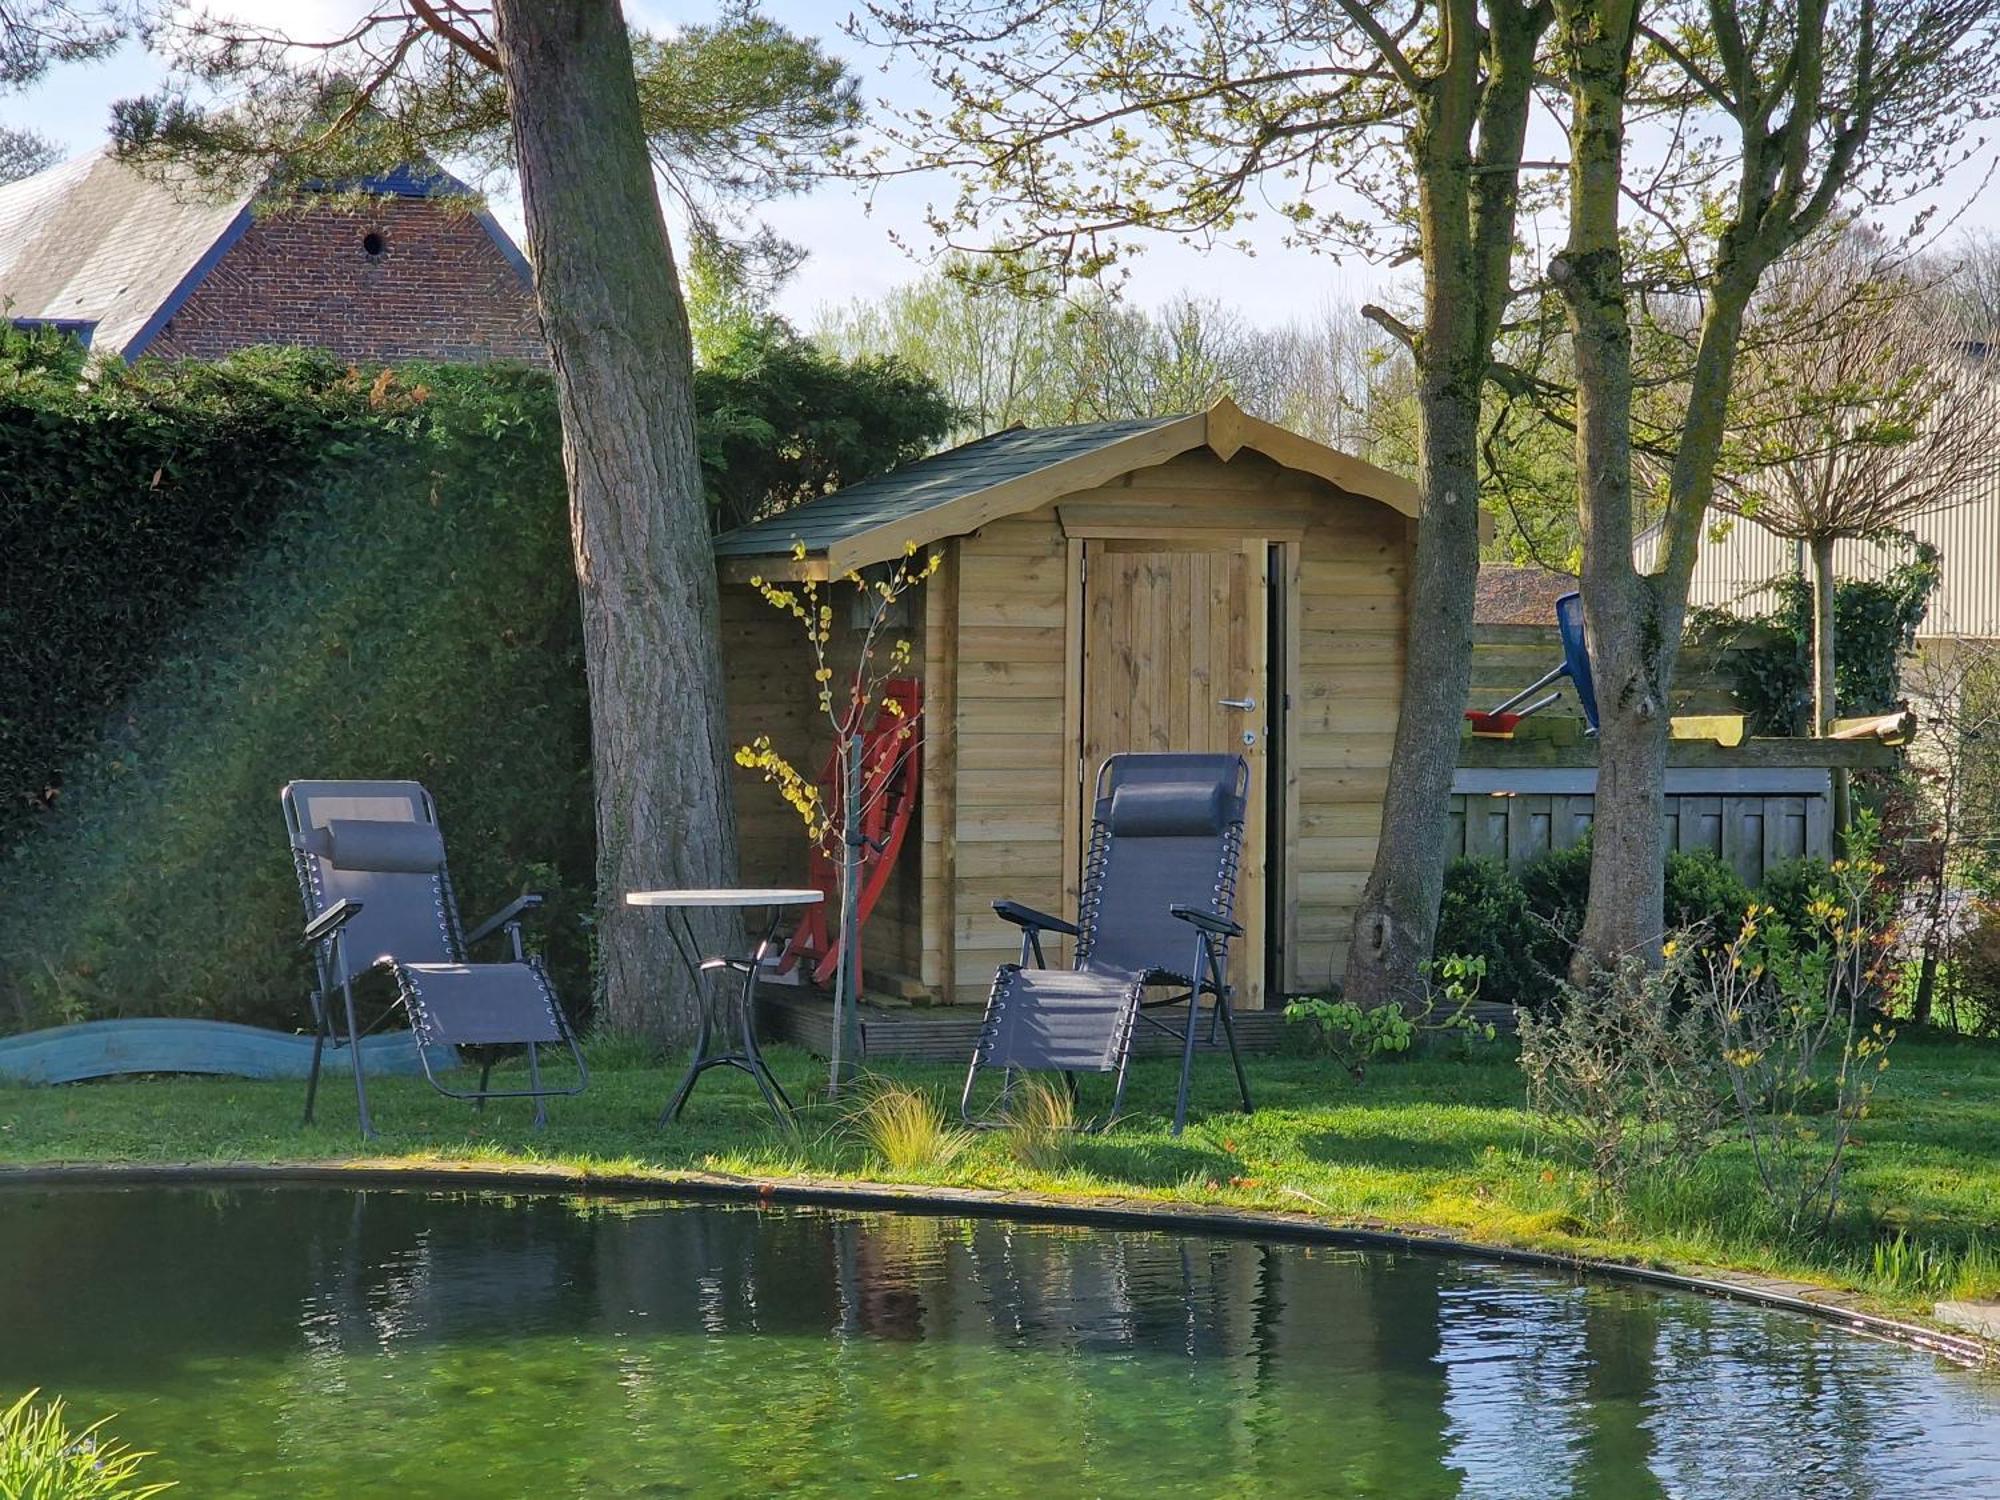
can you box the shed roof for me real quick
[713,398,1423,576]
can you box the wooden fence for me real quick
[1449,769,1833,885]
[1466,623,1746,720]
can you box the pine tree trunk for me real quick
[494,0,741,1042]
[1811,535,1837,734]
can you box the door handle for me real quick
[1218,696,1257,712]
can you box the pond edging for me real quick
[5,1157,1993,1369]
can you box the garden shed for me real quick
[715,398,1424,1008]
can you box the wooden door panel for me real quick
[1080,539,1269,1006]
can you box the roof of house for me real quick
[713,398,1425,575]
[0,150,529,360]
[1475,564,1579,626]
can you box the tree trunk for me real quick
[1810,534,1837,734]
[494,0,740,1042]
[1555,0,1659,977]
[1341,373,1484,1004]
[1341,3,1544,1007]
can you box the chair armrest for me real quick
[304,898,363,947]
[466,893,545,949]
[992,899,1080,938]
[1169,904,1243,940]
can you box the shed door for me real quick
[1079,539,1269,1007]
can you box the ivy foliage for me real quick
[1694,548,1939,736]
[694,319,962,531]
[0,329,954,1032]
[0,336,397,850]
[0,359,595,1031]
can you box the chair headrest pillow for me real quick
[322,817,447,874]
[1104,780,1230,838]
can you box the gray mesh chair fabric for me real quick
[965,753,1255,1136]
[282,779,586,1137]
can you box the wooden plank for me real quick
[1280,539,1303,994]
[923,539,960,997]
[1456,737,1897,771]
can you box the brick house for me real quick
[0,151,541,363]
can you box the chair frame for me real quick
[284,782,587,1139]
[962,755,1256,1136]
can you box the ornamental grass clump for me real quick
[852,1080,973,1175]
[1004,1077,1076,1174]
[0,1389,174,1499]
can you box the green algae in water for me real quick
[3,1187,1998,1498]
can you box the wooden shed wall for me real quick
[921,448,1410,1003]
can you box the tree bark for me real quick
[494,0,740,1042]
[1810,534,1838,734]
[1554,0,1661,977]
[1341,1,1544,1007]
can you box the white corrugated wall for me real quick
[1634,472,2000,640]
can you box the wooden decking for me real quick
[757,991,1297,1064]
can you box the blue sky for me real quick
[5,2,1992,332]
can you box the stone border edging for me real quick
[5,1159,1992,1369]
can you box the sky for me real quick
[5,2,1996,334]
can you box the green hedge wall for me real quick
[0,356,595,1032]
[0,341,397,851]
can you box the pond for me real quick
[3,1186,1997,1498]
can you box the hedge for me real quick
[0,359,594,1032]
[1434,841,1813,1009]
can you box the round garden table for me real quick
[624,887,822,1128]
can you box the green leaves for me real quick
[693,319,960,531]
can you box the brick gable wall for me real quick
[149,196,545,364]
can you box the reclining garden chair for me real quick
[962,753,1255,1137]
[282,779,586,1138]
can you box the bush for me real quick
[0,367,596,1031]
[1696,816,1899,1236]
[1758,856,1838,936]
[1664,850,1752,933]
[1516,948,1726,1207]
[1434,859,1543,1007]
[1441,840,1767,1001]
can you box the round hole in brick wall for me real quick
[362,231,386,257]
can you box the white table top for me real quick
[625,888,823,908]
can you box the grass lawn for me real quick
[4,1029,1998,1318]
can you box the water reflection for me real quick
[2,1188,1996,1499]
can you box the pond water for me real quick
[3,1186,1997,1498]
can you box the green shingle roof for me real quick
[712,415,1181,561]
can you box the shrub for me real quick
[0,368,596,1031]
[1696,549,1938,736]
[1951,905,2000,1036]
[1757,856,1838,935]
[1479,840,1758,988]
[852,1081,973,1174]
[1665,850,1752,933]
[1434,859,1542,1007]
[1695,819,1898,1236]
[0,1389,173,1499]
[1516,947,1727,1208]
